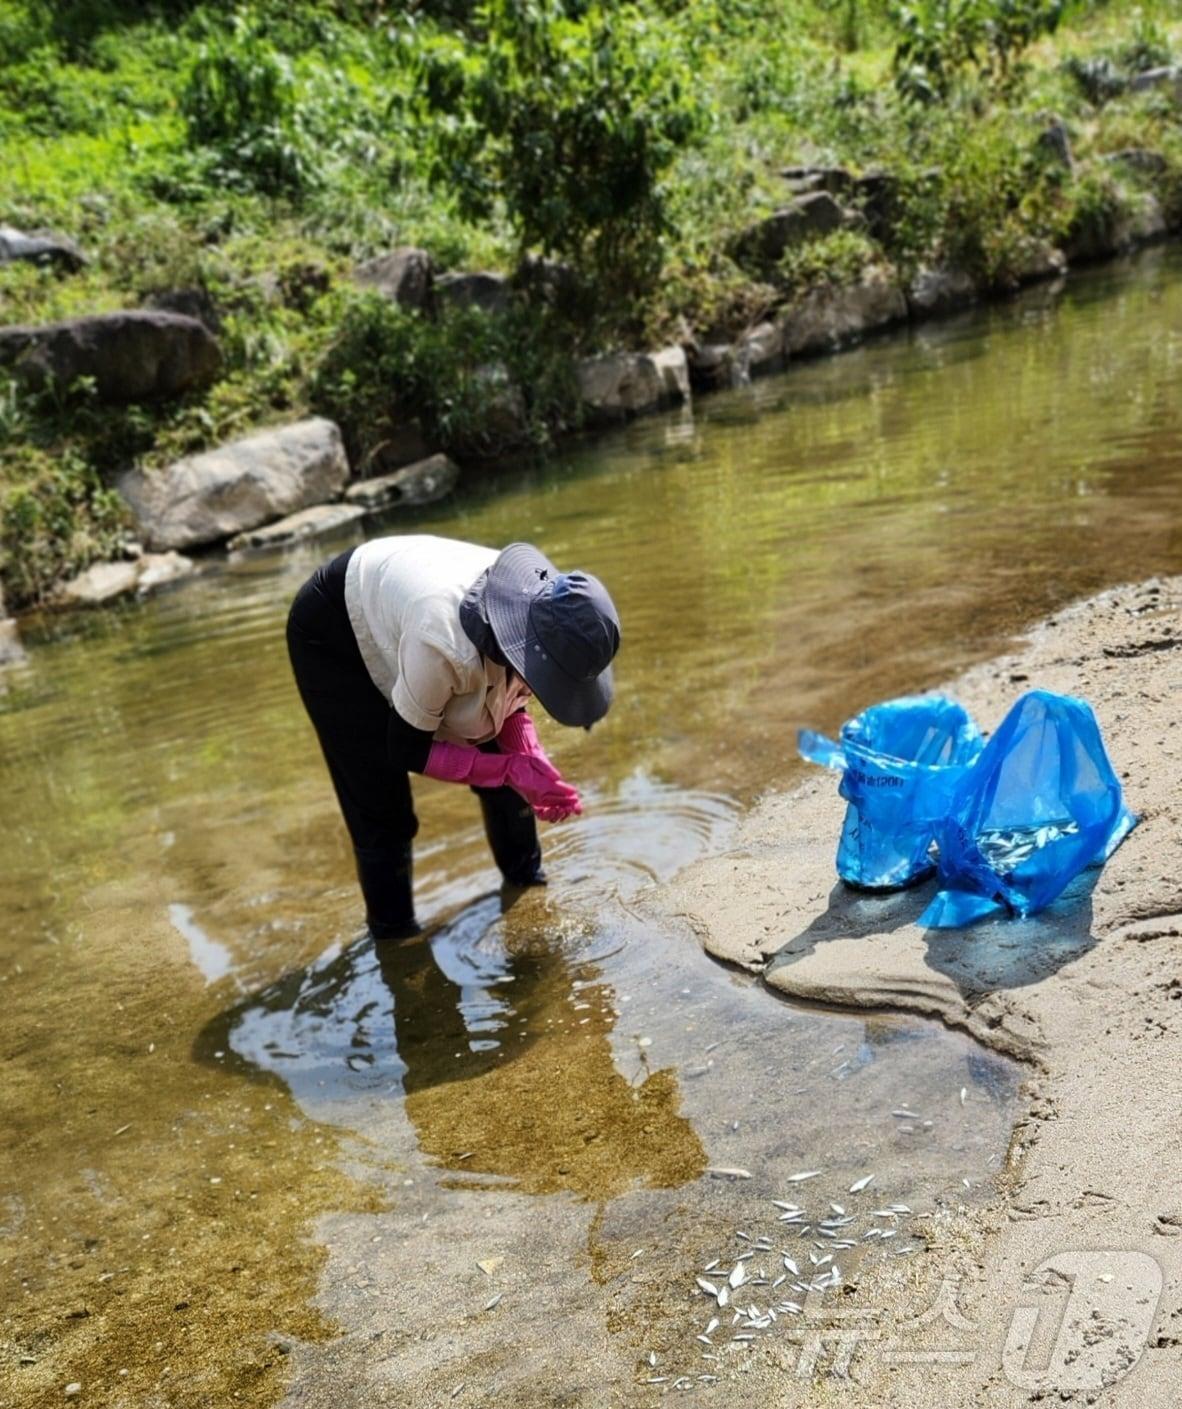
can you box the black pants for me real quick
[286,550,541,936]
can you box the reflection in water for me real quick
[201,888,708,1200]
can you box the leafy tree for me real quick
[405,0,704,305]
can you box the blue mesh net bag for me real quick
[919,690,1137,928]
[799,695,984,891]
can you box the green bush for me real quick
[0,443,128,607]
[777,227,878,292]
[179,8,317,196]
[311,293,580,463]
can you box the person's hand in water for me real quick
[423,742,581,818]
[497,711,582,821]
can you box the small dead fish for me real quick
[772,1274,786,1289]
[450,1387,465,1401]
[735,1230,751,1241]
[787,1169,823,1183]
[645,1376,668,1384]
[695,1277,719,1297]
[871,1209,899,1221]
[483,1293,503,1311]
[771,1200,802,1212]
[630,1248,645,1260]
[815,1227,837,1239]
[706,1166,752,1181]
[695,1334,713,1346]
[890,1203,912,1214]
[782,1256,799,1275]
[704,1317,719,1335]
[732,1333,755,1342]
[728,1264,748,1290]
[849,1174,875,1193]
[892,1109,921,1119]
[717,1286,730,1308]
[646,1351,657,1367]
[829,1203,845,1215]
[960,1087,968,1105]
[702,1259,720,1272]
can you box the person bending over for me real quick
[286,534,621,939]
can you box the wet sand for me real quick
[655,576,1182,1404]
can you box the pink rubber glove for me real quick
[497,711,581,821]
[497,709,548,760]
[424,741,582,817]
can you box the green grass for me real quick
[2,0,1180,609]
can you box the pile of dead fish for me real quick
[642,1169,918,1391]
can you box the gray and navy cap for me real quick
[483,542,620,727]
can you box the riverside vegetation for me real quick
[1,0,1181,610]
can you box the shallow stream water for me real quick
[2,246,1181,1406]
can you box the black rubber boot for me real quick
[355,842,421,941]
[476,786,546,887]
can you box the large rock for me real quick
[0,225,86,273]
[736,321,784,377]
[575,351,669,423]
[780,165,854,196]
[435,271,511,316]
[0,618,25,666]
[1009,240,1068,288]
[686,340,744,392]
[0,311,220,403]
[228,503,366,552]
[344,453,460,511]
[907,263,979,317]
[353,247,435,314]
[117,417,349,551]
[778,266,908,355]
[729,192,846,269]
[649,346,691,404]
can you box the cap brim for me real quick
[523,616,614,726]
[484,542,614,727]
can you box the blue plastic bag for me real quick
[919,690,1137,928]
[799,695,984,890]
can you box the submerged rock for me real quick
[228,503,366,551]
[353,247,436,314]
[779,266,908,355]
[344,453,460,511]
[0,311,220,403]
[118,417,349,551]
[0,224,86,273]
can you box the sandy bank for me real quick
[652,576,1182,1404]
